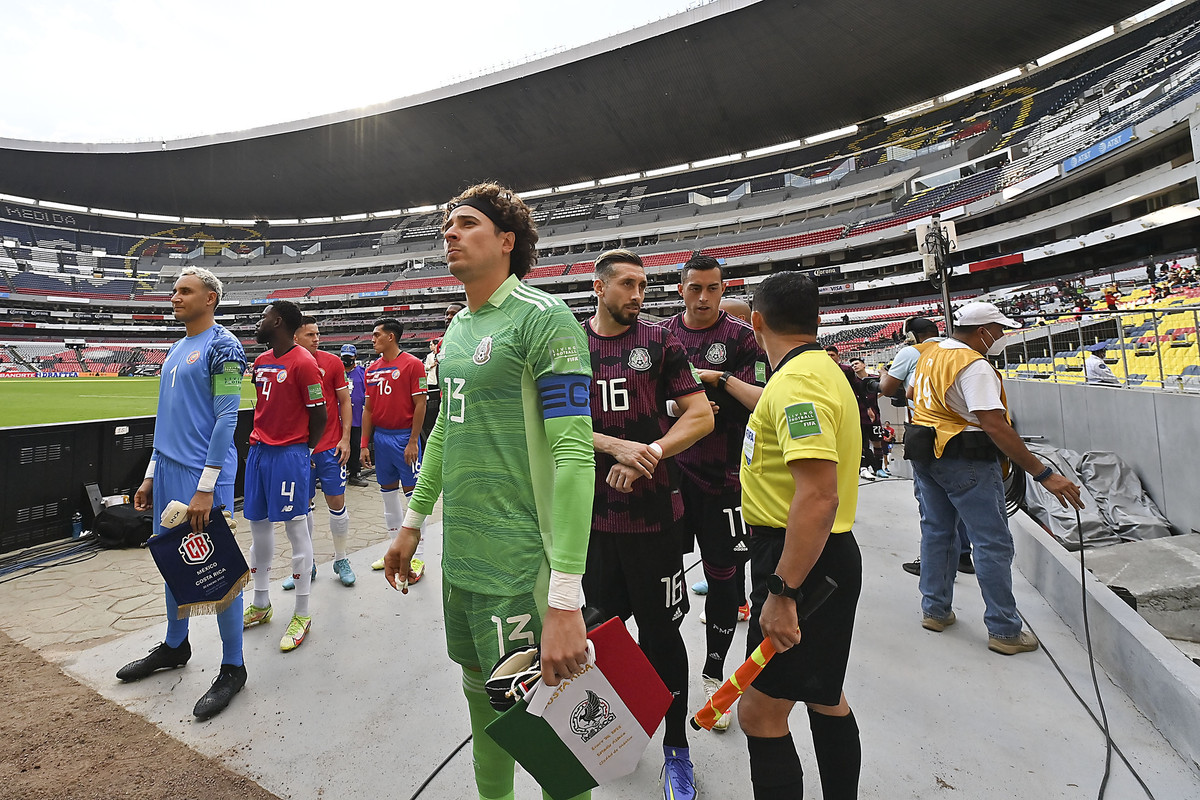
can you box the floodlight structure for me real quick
[915,212,958,333]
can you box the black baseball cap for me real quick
[905,316,939,334]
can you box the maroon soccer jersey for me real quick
[663,310,767,494]
[250,345,324,446]
[587,318,704,534]
[312,348,349,453]
[365,352,427,430]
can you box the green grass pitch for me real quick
[0,377,257,428]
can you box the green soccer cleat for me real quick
[243,603,273,629]
[280,615,312,652]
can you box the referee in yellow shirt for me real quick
[738,272,862,800]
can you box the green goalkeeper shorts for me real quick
[443,580,545,674]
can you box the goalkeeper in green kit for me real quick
[383,182,595,800]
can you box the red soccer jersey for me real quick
[365,352,427,430]
[250,345,324,446]
[312,348,349,453]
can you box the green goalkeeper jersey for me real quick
[409,274,595,596]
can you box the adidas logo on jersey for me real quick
[733,541,748,552]
[671,608,683,621]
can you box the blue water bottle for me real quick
[71,512,83,538]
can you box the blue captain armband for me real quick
[538,374,591,419]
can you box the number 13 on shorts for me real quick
[492,613,534,653]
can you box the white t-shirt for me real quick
[938,339,1005,430]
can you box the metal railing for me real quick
[996,304,1200,391]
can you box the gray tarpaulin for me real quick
[1022,444,1174,549]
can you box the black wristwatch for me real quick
[717,371,733,390]
[766,573,802,599]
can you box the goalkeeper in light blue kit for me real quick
[120,266,249,721]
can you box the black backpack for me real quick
[93,504,154,549]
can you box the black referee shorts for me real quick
[746,527,861,706]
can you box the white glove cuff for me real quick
[144,460,156,480]
[196,466,220,493]
[548,570,584,611]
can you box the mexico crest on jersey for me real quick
[627,347,652,371]
[705,342,728,365]
[474,336,493,365]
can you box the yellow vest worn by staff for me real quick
[911,343,1008,459]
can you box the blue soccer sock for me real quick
[163,583,189,648]
[216,592,245,666]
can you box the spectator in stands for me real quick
[737,272,862,800]
[1104,286,1119,311]
[342,345,368,487]
[879,316,974,577]
[1147,262,1158,284]
[422,301,465,446]
[908,302,1082,655]
[1084,344,1120,385]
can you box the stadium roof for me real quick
[0,0,1160,219]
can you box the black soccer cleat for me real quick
[116,639,191,682]
[193,663,248,720]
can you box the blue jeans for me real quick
[911,480,971,556]
[912,456,1022,638]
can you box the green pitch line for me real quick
[0,377,257,427]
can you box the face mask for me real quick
[983,327,1008,356]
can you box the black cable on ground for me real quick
[408,735,472,800]
[1018,506,1156,800]
[0,536,102,584]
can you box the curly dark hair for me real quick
[444,182,539,279]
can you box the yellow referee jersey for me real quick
[740,346,860,533]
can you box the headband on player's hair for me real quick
[449,197,511,232]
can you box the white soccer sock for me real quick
[329,507,350,560]
[381,487,404,532]
[284,516,313,617]
[306,510,315,541]
[249,518,274,608]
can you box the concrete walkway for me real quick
[3,476,1199,799]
